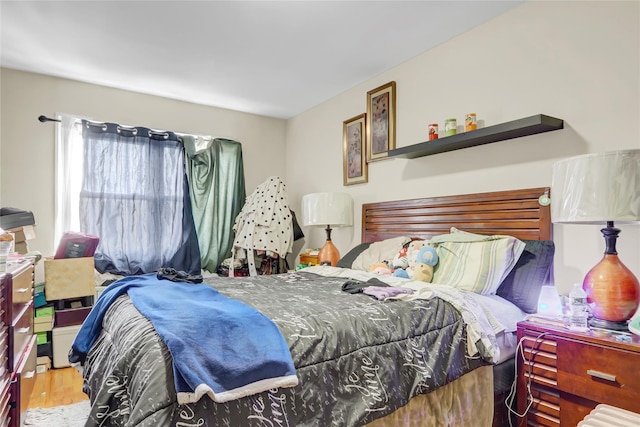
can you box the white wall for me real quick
[285,1,640,295]
[0,69,287,279]
[1,2,639,296]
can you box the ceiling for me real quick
[1,1,522,119]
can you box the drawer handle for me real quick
[24,370,35,379]
[587,369,617,382]
[15,288,29,294]
[16,327,30,334]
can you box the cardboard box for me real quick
[35,283,47,308]
[54,306,91,327]
[36,331,49,345]
[36,356,51,374]
[34,315,54,333]
[36,305,54,317]
[52,324,81,368]
[7,225,36,242]
[34,306,54,332]
[44,257,95,300]
[37,356,51,365]
[14,241,29,254]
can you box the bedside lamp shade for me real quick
[301,192,353,266]
[551,149,640,329]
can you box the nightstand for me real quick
[516,320,640,426]
[299,252,319,266]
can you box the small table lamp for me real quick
[552,149,640,330]
[301,192,353,266]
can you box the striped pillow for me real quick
[433,235,526,295]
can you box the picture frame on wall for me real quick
[343,113,368,186]
[366,81,396,162]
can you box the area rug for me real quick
[24,400,90,426]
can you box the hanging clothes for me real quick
[230,176,294,276]
[183,136,246,273]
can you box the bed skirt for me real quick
[365,365,493,427]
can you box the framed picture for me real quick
[366,81,396,162]
[343,113,368,186]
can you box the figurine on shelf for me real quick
[465,113,477,131]
[428,123,438,141]
[445,118,457,136]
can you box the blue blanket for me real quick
[70,274,298,403]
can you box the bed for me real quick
[74,187,554,427]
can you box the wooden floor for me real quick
[27,367,89,409]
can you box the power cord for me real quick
[505,331,550,427]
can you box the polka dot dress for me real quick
[231,176,293,276]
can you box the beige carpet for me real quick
[24,401,90,427]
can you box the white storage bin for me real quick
[52,324,81,368]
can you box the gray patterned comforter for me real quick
[81,271,486,426]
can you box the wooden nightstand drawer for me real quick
[527,384,560,426]
[517,321,640,427]
[521,330,558,356]
[520,331,558,387]
[557,337,640,413]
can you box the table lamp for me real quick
[301,192,353,266]
[551,149,640,330]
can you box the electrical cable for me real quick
[505,331,551,427]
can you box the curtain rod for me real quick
[39,115,176,137]
[38,114,235,144]
[38,115,61,123]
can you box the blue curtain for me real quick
[79,120,201,275]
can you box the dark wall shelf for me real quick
[388,114,564,159]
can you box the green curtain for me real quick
[183,137,246,272]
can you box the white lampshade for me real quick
[301,192,353,227]
[551,149,640,224]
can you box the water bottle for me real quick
[569,283,589,331]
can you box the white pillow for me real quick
[468,293,528,333]
[351,236,411,271]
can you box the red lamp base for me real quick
[317,225,340,266]
[318,239,340,266]
[582,222,640,329]
[584,253,639,322]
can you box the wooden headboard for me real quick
[362,187,551,243]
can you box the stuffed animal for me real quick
[370,262,392,275]
[400,240,430,278]
[412,246,438,283]
[393,269,410,279]
[417,246,438,266]
[406,240,429,266]
[391,247,409,270]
